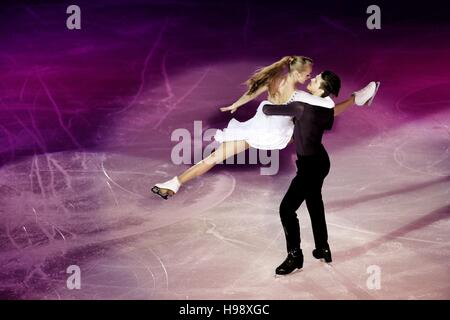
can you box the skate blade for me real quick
[274,267,303,278]
[151,186,169,200]
[366,81,380,106]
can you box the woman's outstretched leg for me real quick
[152,140,250,198]
[178,140,250,184]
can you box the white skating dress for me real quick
[214,91,334,150]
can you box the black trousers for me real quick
[280,146,330,254]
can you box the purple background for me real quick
[1,0,449,164]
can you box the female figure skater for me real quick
[151,55,379,199]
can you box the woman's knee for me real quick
[204,148,224,164]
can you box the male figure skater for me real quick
[263,72,379,275]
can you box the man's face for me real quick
[295,65,312,84]
[307,73,324,94]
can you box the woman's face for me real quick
[294,65,312,84]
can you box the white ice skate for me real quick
[353,81,380,106]
[151,176,181,200]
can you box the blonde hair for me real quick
[245,55,313,97]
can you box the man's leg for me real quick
[305,151,332,261]
[279,174,306,254]
[305,179,329,250]
[275,172,307,275]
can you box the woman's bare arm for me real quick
[234,85,268,108]
[220,85,268,113]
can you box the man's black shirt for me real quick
[263,101,334,156]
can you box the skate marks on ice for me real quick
[0,150,236,298]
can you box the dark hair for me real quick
[320,70,341,97]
